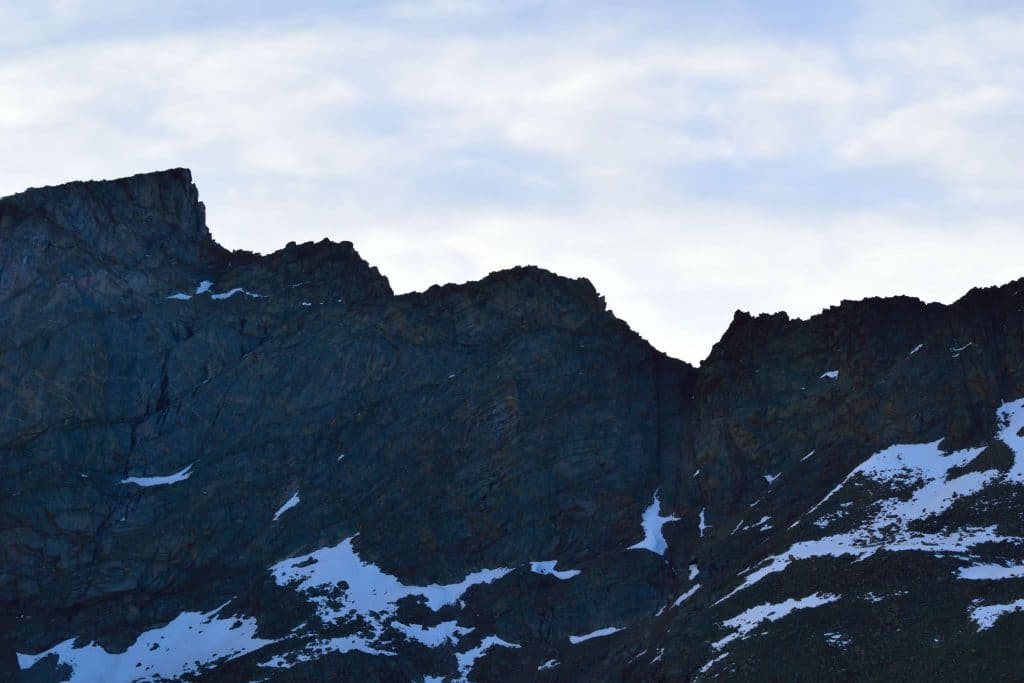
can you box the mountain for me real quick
[2,169,1022,682]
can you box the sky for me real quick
[1,0,1022,363]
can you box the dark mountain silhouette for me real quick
[2,169,1022,681]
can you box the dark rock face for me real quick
[2,169,1023,682]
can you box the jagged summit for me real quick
[3,171,1024,682]
[0,168,214,252]
[0,169,226,304]
[2,167,194,198]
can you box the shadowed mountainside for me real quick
[2,170,1022,681]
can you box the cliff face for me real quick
[2,170,1022,682]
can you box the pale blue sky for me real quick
[2,1,1022,362]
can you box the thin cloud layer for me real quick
[1,1,1022,362]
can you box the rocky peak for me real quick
[0,169,224,301]
[2,168,215,256]
[400,265,617,343]
[213,238,393,310]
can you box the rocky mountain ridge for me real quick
[2,169,1022,681]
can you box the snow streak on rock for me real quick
[712,593,839,650]
[569,626,624,644]
[211,287,264,300]
[697,652,730,676]
[721,399,1024,605]
[272,492,300,521]
[672,584,701,608]
[120,464,193,487]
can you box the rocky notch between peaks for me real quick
[1,169,1022,682]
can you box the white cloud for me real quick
[0,2,1022,362]
[835,16,1024,203]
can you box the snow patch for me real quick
[813,508,848,529]
[689,563,699,580]
[698,508,709,537]
[272,537,511,618]
[268,536,510,666]
[121,464,193,487]
[17,603,273,681]
[820,370,838,380]
[165,281,218,301]
[997,398,1024,483]
[909,343,924,356]
[969,599,1024,630]
[259,635,393,669]
[824,632,852,648]
[538,659,559,671]
[950,342,973,356]
[719,426,1019,602]
[393,621,471,648]
[627,491,679,555]
[733,515,772,535]
[958,563,1024,580]
[530,561,581,580]
[763,473,780,484]
[455,636,519,681]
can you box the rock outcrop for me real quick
[2,170,1022,681]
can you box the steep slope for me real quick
[2,170,1022,682]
